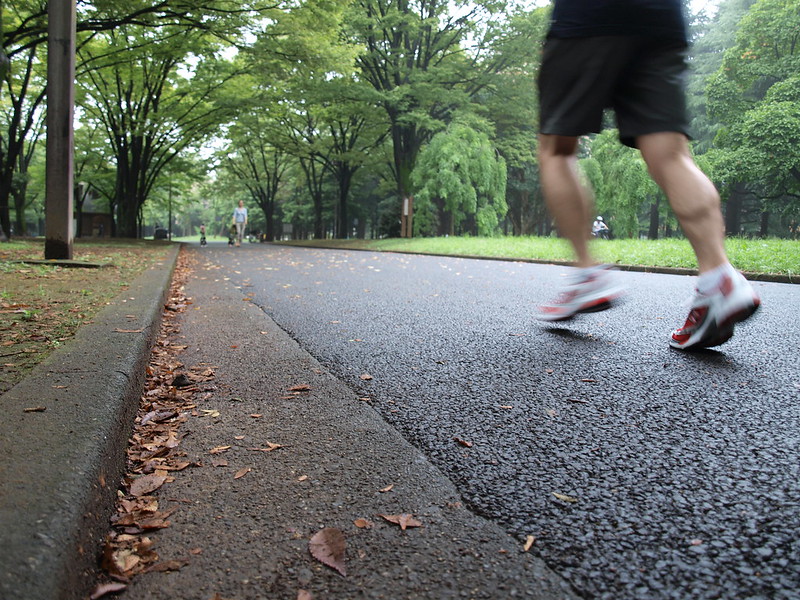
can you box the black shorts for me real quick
[538,36,690,148]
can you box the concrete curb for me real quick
[0,244,181,600]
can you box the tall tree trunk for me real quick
[759,210,770,238]
[724,182,746,235]
[648,197,660,240]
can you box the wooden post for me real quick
[45,0,76,259]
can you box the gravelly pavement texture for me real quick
[190,242,800,600]
[122,245,578,600]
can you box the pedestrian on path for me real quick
[534,0,760,349]
[232,200,248,247]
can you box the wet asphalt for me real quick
[197,242,800,600]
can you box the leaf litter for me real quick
[93,249,216,596]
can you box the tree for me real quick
[2,0,276,238]
[411,120,507,236]
[347,0,536,224]
[222,114,292,241]
[583,130,661,239]
[77,25,238,237]
[706,0,800,236]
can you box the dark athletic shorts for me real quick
[538,36,690,148]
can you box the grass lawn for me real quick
[275,235,799,277]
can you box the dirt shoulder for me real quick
[0,239,175,394]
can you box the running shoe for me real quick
[536,266,625,322]
[669,271,760,350]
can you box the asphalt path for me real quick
[205,242,799,600]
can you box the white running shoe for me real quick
[536,266,625,322]
[670,271,760,350]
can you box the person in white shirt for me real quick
[232,200,248,247]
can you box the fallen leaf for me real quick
[580,378,597,383]
[298,475,309,482]
[144,559,188,573]
[90,582,127,599]
[523,535,536,552]
[209,445,231,454]
[453,437,473,448]
[545,368,554,374]
[298,590,313,600]
[565,398,589,404]
[250,414,263,419]
[378,514,422,530]
[552,492,578,503]
[201,409,220,418]
[130,473,167,497]
[308,528,347,576]
[289,384,311,392]
[23,406,46,413]
[499,405,513,410]
[379,484,394,493]
[247,442,283,452]
[353,518,374,529]
[359,374,373,381]
[234,467,252,479]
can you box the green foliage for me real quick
[411,122,507,236]
[581,130,661,239]
[706,0,800,210]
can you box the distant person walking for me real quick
[534,0,760,350]
[232,200,248,247]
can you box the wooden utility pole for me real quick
[45,0,76,259]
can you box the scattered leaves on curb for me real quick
[378,514,422,530]
[308,528,347,576]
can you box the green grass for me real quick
[277,236,799,277]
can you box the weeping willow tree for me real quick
[411,121,507,237]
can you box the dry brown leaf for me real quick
[234,467,252,480]
[523,535,536,552]
[209,445,231,454]
[289,384,312,392]
[353,518,374,529]
[453,437,473,448]
[23,406,46,413]
[90,582,128,599]
[143,559,188,573]
[309,528,346,576]
[378,514,422,530]
[552,492,578,503]
[379,484,394,493]
[359,373,373,381]
[129,473,167,497]
[247,442,283,452]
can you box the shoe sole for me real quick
[537,297,618,322]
